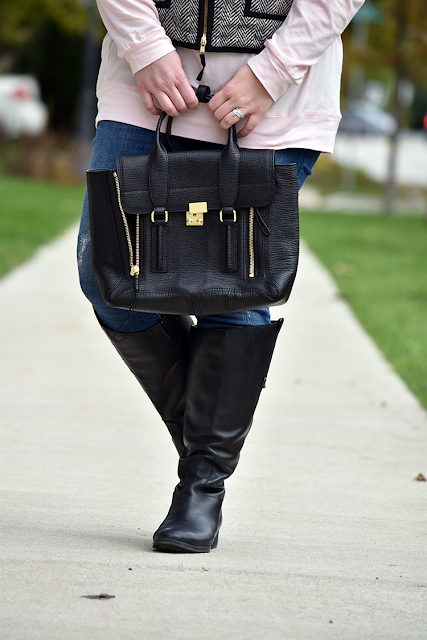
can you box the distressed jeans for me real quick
[77,120,320,331]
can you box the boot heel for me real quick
[211,532,219,549]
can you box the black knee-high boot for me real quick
[153,319,283,553]
[99,314,192,455]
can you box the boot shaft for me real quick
[99,313,192,454]
[153,320,283,553]
[181,320,283,482]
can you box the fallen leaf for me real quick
[413,473,426,482]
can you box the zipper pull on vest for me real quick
[197,2,208,80]
[197,53,206,81]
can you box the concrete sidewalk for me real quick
[1,226,426,640]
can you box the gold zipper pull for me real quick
[197,0,209,81]
[113,171,141,278]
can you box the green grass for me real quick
[300,212,427,409]
[0,175,84,276]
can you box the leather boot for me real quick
[99,314,192,455]
[153,319,283,553]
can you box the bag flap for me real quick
[116,148,275,215]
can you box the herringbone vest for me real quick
[155,0,294,53]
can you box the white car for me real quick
[0,75,48,138]
[339,100,397,136]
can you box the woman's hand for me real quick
[208,65,274,137]
[134,51,199,117]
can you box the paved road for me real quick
[1,226,426,639]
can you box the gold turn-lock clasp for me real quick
[186,202,208,226]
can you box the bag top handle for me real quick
[149,87,241,217]
[148,101,240,216]
[148,111,170,219]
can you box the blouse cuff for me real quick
[247,47,296,102]
[125,29,176,75]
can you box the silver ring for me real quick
[232,108,245,120]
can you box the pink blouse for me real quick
[95,0,365,152]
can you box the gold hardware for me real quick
[151,210,168,223]
[249,207,255,278]
[186,202,207,226]
[113,172,140,278]
[200,0,209,54]
[135,213,140,274]
[186,214,204,226]
[219,209,237,223]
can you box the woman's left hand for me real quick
[208,65,274,138]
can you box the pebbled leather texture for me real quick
[87,113,299,316]
[117,147,275,213]
[219,126,240,214]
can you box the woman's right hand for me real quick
[134,51,199,117]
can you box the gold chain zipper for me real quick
[249,207,255,278]
[195,0,209,79]
[200,0,209,55]
[112,171,140,277]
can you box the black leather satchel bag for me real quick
[87,111,299,316]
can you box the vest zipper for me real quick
[113,171,140,277]
[249,207,255,278]
[197,0,209,80]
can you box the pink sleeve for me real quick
[96,0,175,74]
[248,0,365,101]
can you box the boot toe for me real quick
[153,530,219,553]
[152,507,221,554]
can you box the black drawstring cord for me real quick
[196,54,206,81]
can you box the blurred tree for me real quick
[0,0,87,45]
[12,20,87,130]
[372,0,427,211]
[341,0,427,213]
[0,0,103,131]
[342,0,427,106]
[372,0,427,89]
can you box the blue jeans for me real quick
[78,121,319,331]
